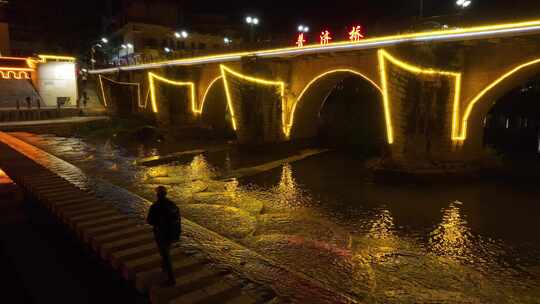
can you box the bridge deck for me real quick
[0,132,267,304]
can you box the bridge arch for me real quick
[200,76,235,134]
[288,69,385,143]
[460,58,540,152]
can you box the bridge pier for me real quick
[223,60,286,145]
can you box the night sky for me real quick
[8,0,540,54]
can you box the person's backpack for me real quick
[166,203,181,242]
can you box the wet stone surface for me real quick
[10,132,540,304]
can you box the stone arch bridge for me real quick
[92,19,540,161]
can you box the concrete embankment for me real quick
[0,116,110,136]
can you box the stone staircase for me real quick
[0,79,42,108]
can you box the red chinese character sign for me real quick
[296,33,306,47]
[320,30,332,45]
[349,25,364,42]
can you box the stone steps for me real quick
[0,132,272,304]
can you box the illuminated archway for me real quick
[220,65,285,132]
[98,75,142,108]
[148,72,195,114]
[199,76,223,114]
[288,69,384,141]
[200,76,235,133]
[458,58,540,145]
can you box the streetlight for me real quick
[297,25,309,33]
[224,37,232,44]
[101,37,108,44]
[456,0,472,8]
[164,47,171,53]
[245,16,259,43]
[126,43,133,49]
[246,16,259,25]
[175,30,188,39]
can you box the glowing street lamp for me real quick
[245,16,259,43]
[101,37,108,44]
[175,30,188,39]
[121,44,127,49]
[126,43,133,49]
[456,0,472,8]
[164,47,171,53]
[224,37,232,44]
[297,25,309,33]
[245,16,259,25]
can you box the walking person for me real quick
[147,186,181,286]
[82,91,89,108]
[25,96,31,109]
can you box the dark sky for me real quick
[8,0,540,53]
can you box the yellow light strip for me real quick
[378,51,394,144]
[90,18,540,74]
[378,50,463,143]
[0,56,30,61]
[0,67,34,72]
[38,54,76,63]
[148,72,196,114]
[99,75,143,108]
[0,70,31,79]
[284,69,383,138]
[457,58,540,141]
[198,76,223,114]
[220,65,286,132]
[98,75,108,107]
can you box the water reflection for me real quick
[274,164,302,209]
[369,208,395,240]
[10,132,540,304]
[429,201,472,260]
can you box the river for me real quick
[12,132,540,303]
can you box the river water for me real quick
[12,132,540,303]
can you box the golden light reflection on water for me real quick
[275,164,301,208]
[145,166,169,178]
[429,201,472,259]
[363,208,398,261]
[369,209,395,240]
[188,155,215,180]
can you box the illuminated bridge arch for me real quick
[148,72,195,114]
[287,69,385,141]
[199,76,235,132]
[458,58,540,149]
[98,75,142,108]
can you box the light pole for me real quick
[245,16,259,43]
[91,38,107,69]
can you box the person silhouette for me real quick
[146,186,181,286]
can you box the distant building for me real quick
[102,0,242,66]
